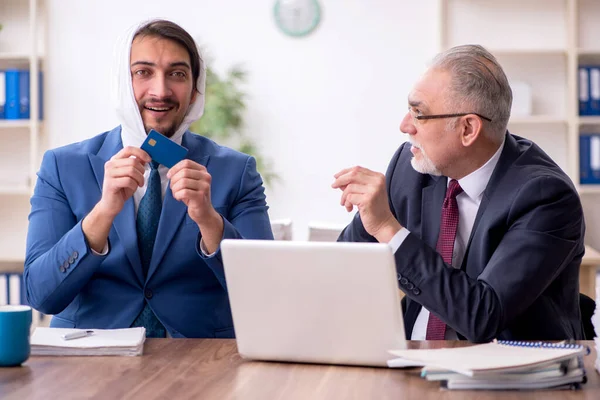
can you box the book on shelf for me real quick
[579,64,600,116]
[388,340,588,390]
[0,68,43,120]
[579,134,600,184]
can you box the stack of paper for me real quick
[30,327,146,356]
[388,340,587,390]
[594,287,600,374]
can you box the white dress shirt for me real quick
[121,131,217,255]
[389,138,505,340]
[91,131,180,257]
[121,131,182,212]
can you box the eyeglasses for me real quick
[408,107,492,123]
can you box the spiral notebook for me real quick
[420,356,586,390]
[388,340,588,377]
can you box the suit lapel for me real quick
[89,127,145,284]
[461,133,521,268]
[146,132,210,281]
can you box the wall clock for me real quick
[273,0,322,37]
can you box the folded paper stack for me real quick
[30,327,146,356]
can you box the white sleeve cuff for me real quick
[388,227,410,254]
[91,241,109,256]
[199,238,218,257]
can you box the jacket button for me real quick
[59,265,66,273]
[145,289,153,299]
[412,288,421,295]
[68,256,75,264]
[406,283,415,290]
[400,277,408,285]
[72,251,79,259]
[62,261,69,270]
[397,273,403,281]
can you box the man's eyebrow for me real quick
[170,61,191,70]
[408,99,423,108]
[130,61,191,70]
[131,61,155,67]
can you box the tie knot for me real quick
[446,179,463,200]
[150,160,160,170]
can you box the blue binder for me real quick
[0,70,5,119]
[4,69,20,119]
[580,135,590,184]
[590,67,600,115]
[19,70,30,119]
[579,66,591,116]
[580,133,600,184]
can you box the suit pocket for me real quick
[50,315,76,328]
[214,326,235,338]
[185,206,229,224]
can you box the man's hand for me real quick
[83,147,150,253]
[98,147,150,218]
[168,160,224,253]
[331,166,401,243]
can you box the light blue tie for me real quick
[131,161,166,338]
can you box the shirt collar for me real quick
[456,136,506,201]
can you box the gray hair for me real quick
[430,44,512,141]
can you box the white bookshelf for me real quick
[579,185,600,195]
[508,116,567,125]
[0,53,32,61]
[0,120,43,129]
[438,0,600,193]
[0,0,45,263]
[0,185,31,195]
[439,0,600,263]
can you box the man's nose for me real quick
[400,112,416,135]
[148,75,171,99]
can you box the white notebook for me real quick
[30,327,146,356]
[388,340,587,377]
[420,356,586,390]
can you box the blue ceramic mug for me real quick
[0,305,32,366]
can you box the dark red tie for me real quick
[426,179,463,340]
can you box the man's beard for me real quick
[410,143,442,176]
[144,122,177,138]
[140,98,180,138]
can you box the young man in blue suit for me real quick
[333,45,585,342]
[24,19,273,338]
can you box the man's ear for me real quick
[460,115,483,147]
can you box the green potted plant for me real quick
[190,64,278,186]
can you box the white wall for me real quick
[45,0,438,240]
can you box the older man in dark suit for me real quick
[333,44,585,342]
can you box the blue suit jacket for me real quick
[339,133,585,342]
[24,127,273,338]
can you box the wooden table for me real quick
[581,245,600,299]
[1,340,598,399]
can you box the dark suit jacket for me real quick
[24,127,274,338]
[339,133,585,342]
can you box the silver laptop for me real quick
[221,239,406,367]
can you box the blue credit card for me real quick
[140,129,188,168]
